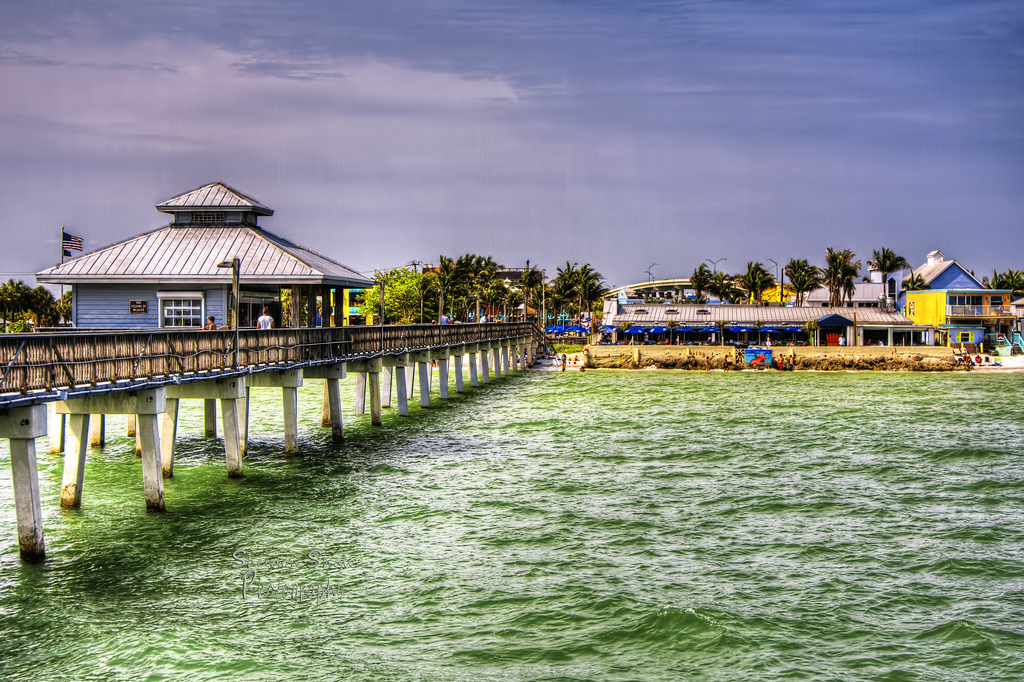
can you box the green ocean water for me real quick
[1,369,1023,681]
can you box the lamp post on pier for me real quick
[216,258,240,367]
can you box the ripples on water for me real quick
[1,370,1023,680]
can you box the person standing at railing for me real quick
[257,307,274,329]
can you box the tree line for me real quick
[684,248,949,306]
[0,280,70,332]
[362,256,607,325]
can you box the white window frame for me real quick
[156,291,205,328]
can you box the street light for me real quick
[767,258,783,305]
[705,258,726,274]
[645,262,658,283]
[216,257,240,367]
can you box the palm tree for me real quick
[785,259,824,306]
[435,256,461,322]
[577,271,608,325]
[465,255,497,321]
[25,287,58,328]
[1001,269,1024,299]
[689,264,711,303]
[707,272,742,303]
[824,248,861,306]
[520,266,544,322]
[738,262,775,304]
[867,248,910,307]
[0,279,32,332]
[903,270,930,291]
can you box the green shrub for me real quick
[552,343,585,354]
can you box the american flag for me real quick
[62,231,83,251]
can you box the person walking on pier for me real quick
[257,307,274,329]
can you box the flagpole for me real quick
[59,226,65,301]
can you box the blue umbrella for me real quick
[568,325,588,333]
[545,326,558,333]
[730,326,752,333]
[625,325,646,334]
[599,325,617,333]
[676,326,695,333]
[699,325,720,332]
[650,326,669,333]
[784,326,804,332]
[761,327,780,333]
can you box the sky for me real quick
[1,0,1022,288]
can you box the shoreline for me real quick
[574,345,1023,372]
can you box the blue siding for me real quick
[204,288,227,328]
[73,285,228,329]
[76,285,159,328]
[931,264,982,290]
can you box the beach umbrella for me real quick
[650,326,669,333]
[545,326,558,333]
[761,327,780,333]
[599,325,617,333]
[730,326,752,333]
[625,325,646,334]
[676,326,695,333]
[784,326,804,332]
[699,325,719,333]
[568,325,588,333]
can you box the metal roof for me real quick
[606,303,914,327]
[156,182,274,216]
[36,226,371,287]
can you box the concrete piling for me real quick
[204,399,217,437]
[161,398,179,478]
[137,413,165,511]
[395,366,409,416]
[61,413,90,508]
[90,414,105,448]
[1,405,48,561]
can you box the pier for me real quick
[0,322,542,561]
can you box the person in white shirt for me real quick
[257,307,274,329]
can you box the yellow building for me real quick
[905,289,1014,349]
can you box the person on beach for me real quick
[204,316,216,330]
[839,335,846,346]
[257,307,274,329]
[561,354,567,372]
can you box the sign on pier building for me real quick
[36,183,372,329]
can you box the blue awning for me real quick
[818,314,855,327]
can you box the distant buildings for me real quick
[900,251,1014,349]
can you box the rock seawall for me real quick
[585,346,964,372]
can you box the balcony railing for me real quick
[946,305,1011,317]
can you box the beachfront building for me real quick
[601,299,926,346]
[899,250,1015,350]
[802,269,896,309]
[36,182,372,329]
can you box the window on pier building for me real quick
[161,298,203,327]
[948,295,983,306]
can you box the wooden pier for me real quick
[0,322,543,561]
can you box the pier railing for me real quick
[0,322,537,403]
